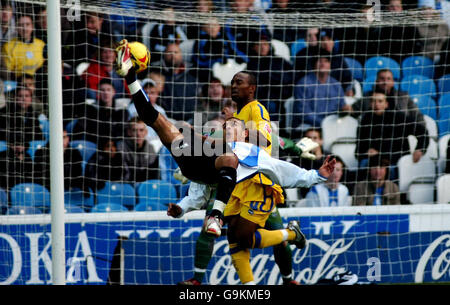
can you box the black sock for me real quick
[210,167,237,219]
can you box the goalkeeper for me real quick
[115,40,327,237]
[168,117,334,285]
[168,128,318,285]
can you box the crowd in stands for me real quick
[1,0,450,214]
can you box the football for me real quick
[128,41,151,73]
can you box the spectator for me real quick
[0,79,6,109]
[294,28,354,96]
[82,40,127,99]
[0,132,34,191]
[33,129,85,193]
[0,86,45,143]
[34,6,47,44]
[415,5,449,61]
[335,4,381,65]
[377,0,421,64]
[353,155,400,206]
[446,139,450,174]
[195,78,228,124]
[292,49,348,134]
[1,13,45,80]
[305,156,351,207]
[355,91,429,178]
[267,0,302,43]
[0,0,16,45]
[71,78,129,144]
[223,0,272,64]
[247,33,295,122]
[186,0,216,40]
[191,17,231,82]
[156,43,201,122]
[147,69,166,94]
[85,138,129,191]
[63,12,114,67]
[147,7,188,65]
[345,69,426,127]
[116,117,159,184]
[20,74,44,114]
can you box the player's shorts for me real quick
[169,131,232,185]
[224,179,284,227]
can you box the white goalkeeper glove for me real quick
[173,167,189,184]
[296,137,319,160]
[115,39,133,77]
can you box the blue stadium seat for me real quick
[96,182,136,210]
[27,140,48,161]
[3,80,17,93]
[400,75,437,98]
[134,202,161,212]
[7,206,43,215]
[136,179,177,211]
[290,38,307,60]
[38,114,50,141]
[437,74,450,96]
[0,187,8,215]
[401,56,435,79]
[364,56,401,81]
[64,204,85,213]
[362,74,399,94]
[0,140,6,152]
[64,187,95,210]
[410,95,437,120]
[91,202,128,213]
[437,94,450,137]
[9,183,50,212]
[70,140,97,163]
[65,119,78,135]
[344,57,364,82]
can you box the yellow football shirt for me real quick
[233,100,273,155]
[2,38,45,76]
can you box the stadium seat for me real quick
[410,95,437,120]
[0,187,7,215]
[38,114,50,141]
[179,39,195,64]
[70,140,97,163]
[134,202,162,212]
[96,182,136,210]
[290,38,307,60]
[271,39,291,63]
[400,75,437,98]
[9,183,51,212]
[0,140,6,152]
[283,96,295,133]
[64,204,85,213]
[136,179,177,211]
[27,140,48,161]
[330,138,358,170]
[364,56,401,81]
[91,203,128,213]
[7,206,43,215]
[3,80,17,93]
[407,180,435,204]
[437,134,450,173]
[344,57,364,82]
[321,114,359,152]
[64,187,95,210]
[397,154,436,193]
[437,74,450,96]
[64,119,78,135]
[401,56,435,79]
[436,174,450,204]
[212,58,247,86]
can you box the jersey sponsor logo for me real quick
[248,209,254,215]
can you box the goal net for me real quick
[1,0,450,285]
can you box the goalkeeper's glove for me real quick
[115,39,133,77]
[173,167,189,184]
[296,137,319,160]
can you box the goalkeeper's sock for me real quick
[126,67,160,125]
[192,231,216,283]
[273,243,294,281]
[252,228,296,249]
[229,243,254,284]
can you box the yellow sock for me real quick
[252,228,296,249]
[229,243,254,284]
